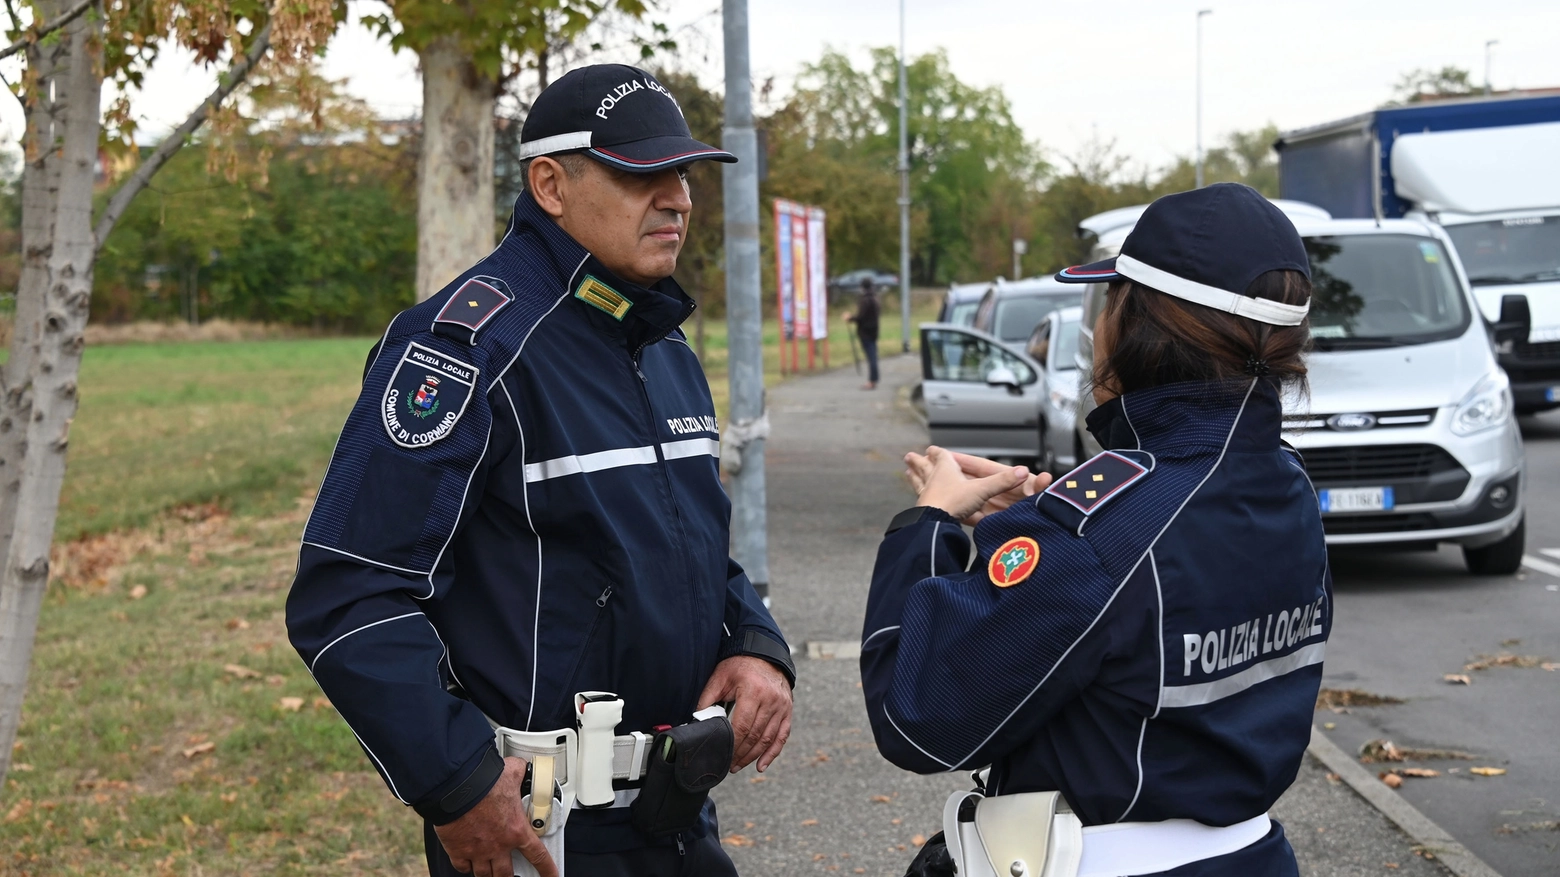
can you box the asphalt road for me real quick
[714,354,1455,877]
[1317,409,1560,877]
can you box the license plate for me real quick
[1319,487,1394,514]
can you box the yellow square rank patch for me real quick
[575,275,633,320]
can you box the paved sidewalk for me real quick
[713,354,1452,876]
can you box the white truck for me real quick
[1276,95,1560,412]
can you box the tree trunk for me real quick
[0,4,66,598]
[416,35,496,302]
[0,3,102,784]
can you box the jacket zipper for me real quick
[558,585,614,713]
[629,333,703,704]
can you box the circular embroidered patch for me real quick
[988,536,1041,587]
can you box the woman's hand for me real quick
[905,447,1053,525]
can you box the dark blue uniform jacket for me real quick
[862,380,1331,875]
[287,193,790,852]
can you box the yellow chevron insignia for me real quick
[575,275,633,320]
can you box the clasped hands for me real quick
[905,446,1053,524]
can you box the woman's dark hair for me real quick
[1093,269,1312,396]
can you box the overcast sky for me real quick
[3,0,1558,173]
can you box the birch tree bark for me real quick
[415,34,496,301]
[0,0,102,782]
[0,5,67,598]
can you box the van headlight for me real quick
[1451,371,1512,436]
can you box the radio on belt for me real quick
[574,692,624,807]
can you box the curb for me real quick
[1306,725,1502,877]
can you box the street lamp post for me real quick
[898,0,911,353]
[1485,39,1498,96]
[1195,8,1212,189]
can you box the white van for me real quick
[1073,207,1526,574]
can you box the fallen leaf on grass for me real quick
[4,799,31,822]
[223,664,261,679]
[181,742,215,759]
[128,585,147,600]
[1470,767,1507,776]
[1381,773,1403,788]
[225,618,250,631]
[312,696,333,710]
[11,763,31,772]
[1400,768,1440,777]
[1443,674,1471,685]
[265,675,286,687]
[277,697,304,712]
[220,792,238,803]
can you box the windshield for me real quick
[994,294,1081,342]
[948,302,979,326]
[1306,234,1470,349]
[1444,216,1560,286]
[1053,318,1080,369]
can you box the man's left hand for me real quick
[697,655,793,773]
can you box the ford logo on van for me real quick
[1327,412,1377,431]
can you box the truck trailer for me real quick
[1276,94,1560,412]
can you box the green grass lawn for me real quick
[2,293,941,874]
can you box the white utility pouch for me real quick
[942,790,1084,877]
[493,726,577,877]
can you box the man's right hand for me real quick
[433,756,557,877]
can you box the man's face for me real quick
[531,157,692,287]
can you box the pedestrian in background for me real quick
[847,276,881,389]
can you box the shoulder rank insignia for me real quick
[434,276,512,343]
[382,342,479,448]
[1045,450,1149,516]
[989,536,1041,587]
[575,274,633,320]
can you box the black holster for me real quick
[629,716,734,837]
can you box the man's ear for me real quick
[529,157,567,218]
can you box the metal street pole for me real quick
[1485,39,1498,96]
[1195,9,1212,189]
[722,0,770,601]
[898,0,912,353]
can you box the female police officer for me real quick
[861,183,1329,876]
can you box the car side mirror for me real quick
[1491,294,1531,352]
[985,365,1021,392]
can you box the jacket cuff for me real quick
[721,628,797,688]
[412,745,505,826]
[885,505,960,535]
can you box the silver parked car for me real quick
[916,323,1044,462]
[939,281,991,325]
[1025,305,1083,474]
[1073,205,1525,574]
[971,277,1082,346]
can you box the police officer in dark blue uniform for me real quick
[861,184,1330,876]
[286,65,795,877]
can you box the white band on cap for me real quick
[518,131,593,160]
[1116,254,1310,326]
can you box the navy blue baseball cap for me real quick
[519,64,735,172]
[1055,183,1312,326]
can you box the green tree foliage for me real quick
[93,78,417,331]
[762,48,1045,286]
[1387,66,1476,106]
